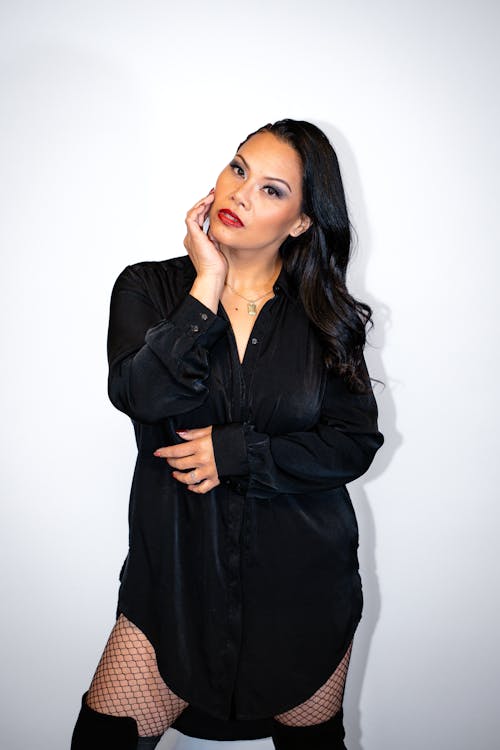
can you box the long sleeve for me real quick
[107,265,228,424]
[212,359,384,499]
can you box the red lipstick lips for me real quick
[217,209,244,228]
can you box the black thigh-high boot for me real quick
[270,709,347,749]
[71,691,163,749]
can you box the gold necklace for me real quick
[224,282,274,316]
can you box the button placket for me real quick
[241,302,273,387]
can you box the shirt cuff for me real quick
[212,423,249,477]
[175,294,228,346]
[145,294,228,351]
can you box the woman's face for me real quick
[209,131,311,254]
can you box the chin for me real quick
[209,211,237,243]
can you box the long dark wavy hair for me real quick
[241,119,373,393]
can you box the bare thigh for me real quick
[86,614,188,737]
[273,642,353,727]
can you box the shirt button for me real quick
[190,324,199,333]
[251,337,258,345]
[200,313,208,321]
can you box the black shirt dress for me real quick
[106,254,384,723]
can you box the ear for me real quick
[289,213,312,238]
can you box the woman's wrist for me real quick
[189,274,225,314]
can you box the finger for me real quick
[185,211,207,233]
[193,189,214,208]
[153,444,196,459]
[188,201,212,222]
[167,456,202,471]
[172,468,208,485]
[187,193,215,225]
[176,428,212,441]
[189,193,213,211]
[187,478,219,494]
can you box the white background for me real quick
[1,1,499,748]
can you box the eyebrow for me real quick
[235,153,292,193]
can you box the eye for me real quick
[263,185,283,199]
[230,161,245,177]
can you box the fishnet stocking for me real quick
[86,614,188,737]
[273,642,353,726]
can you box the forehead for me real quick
[237,132,303,185]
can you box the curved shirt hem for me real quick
[116,594,362,722]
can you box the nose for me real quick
[231,181,253,209]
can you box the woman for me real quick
[71,119,384,750]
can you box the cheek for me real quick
[264,205,300,235]
[214,167,232,194]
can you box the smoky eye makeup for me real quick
[263,185,284,198]
[230,154,290,198]
[230,160,245,175]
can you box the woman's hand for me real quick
[153,426,220,494]
[184,191,227,288]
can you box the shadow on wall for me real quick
[318,121,400,750]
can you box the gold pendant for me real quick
[247,302,257,315]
